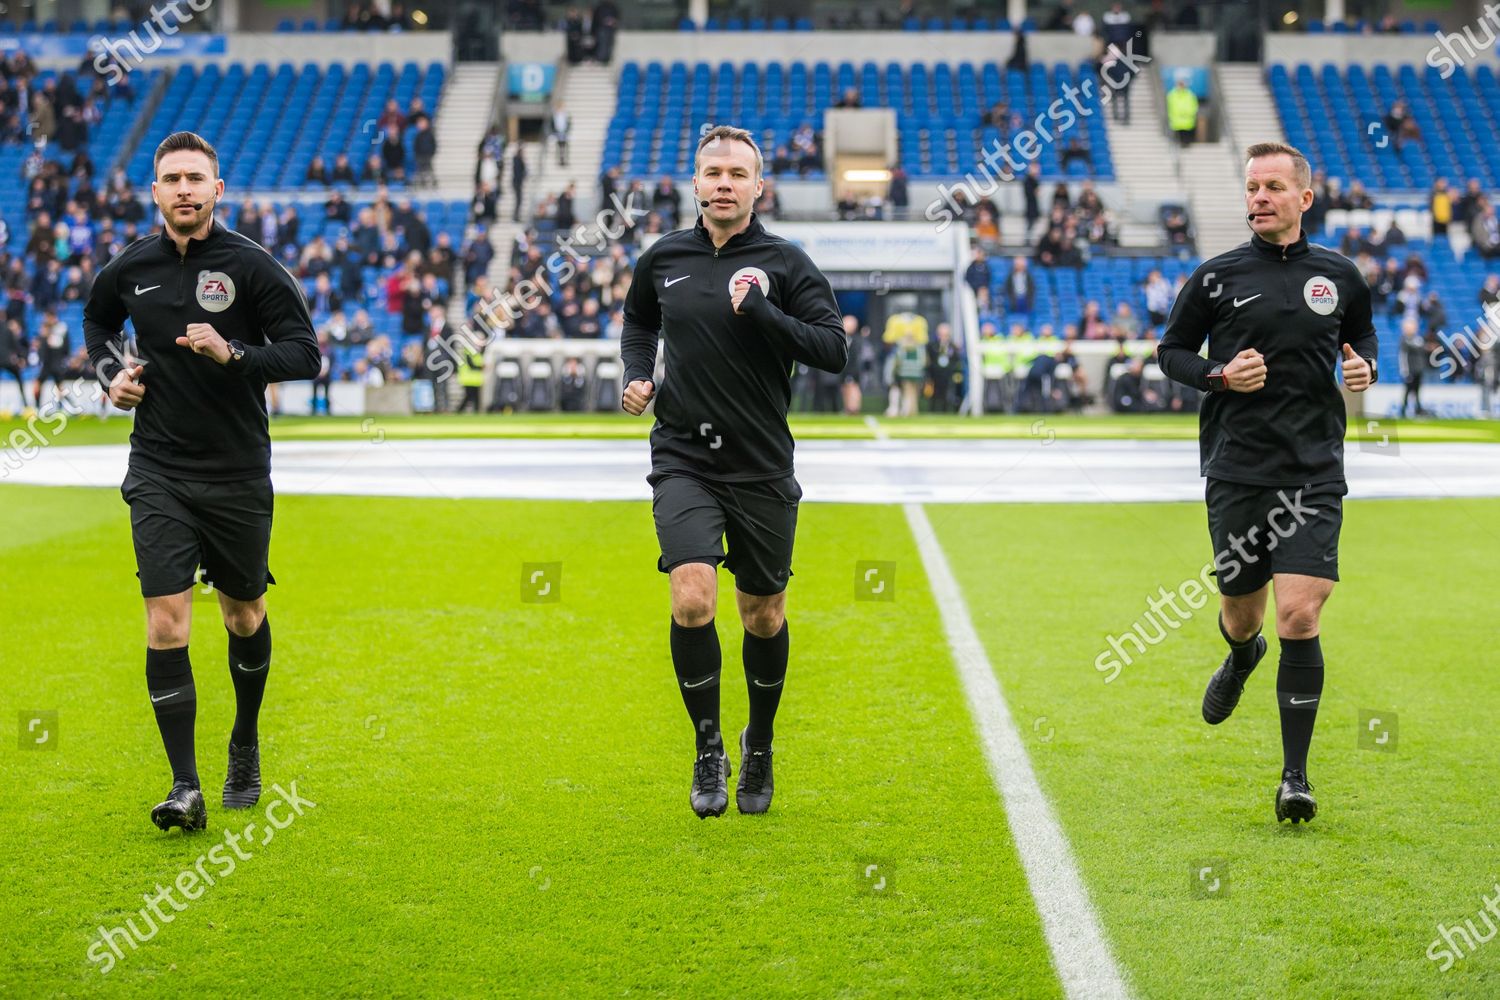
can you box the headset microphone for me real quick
[701,199,711,208]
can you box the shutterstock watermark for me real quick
[85,781,316,975]
[1425,881,1500,971]
[924,39,1150,231]
[0,342,135,480]
[1094,488,1320,682]
[1429,300,1500,380]
[1427,4,1500,80]
[91,0,216,86]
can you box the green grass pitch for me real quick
[2,479,1498,996]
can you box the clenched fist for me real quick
[1224,348,1267,393]
[622,379,655,415]
[175,322,230,364]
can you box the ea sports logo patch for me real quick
[728,266,771,299]
[196,270,235,313]
[1304,276,1338,315]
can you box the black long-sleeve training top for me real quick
[84,221,321,482]
[1157,230,1379,489]
[621,214,847,482]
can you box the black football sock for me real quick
[671,618,722,753]
[146,646,198,788]
[743,621,788,749]
[1219,612,1262,674]
[227,615,272,748]
[1277,636,1325,774]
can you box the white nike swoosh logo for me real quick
[664,275,690,287]
[751,679,783,688]
[682,676,715,689]
[150,692,176,703]
[1289,697,1319,706]
[1233,294,1262,308]
[233,661,269,674]
[135,284,161,295]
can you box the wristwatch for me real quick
[1206,363,1227,392]
[227,339,247,367]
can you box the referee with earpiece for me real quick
[621,125,848,819]
[84,131,321,833]
[1157,141,1377,825]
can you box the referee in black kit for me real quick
[621,125,848,819]
[1157,142,1377,825]
[84,132,320,832]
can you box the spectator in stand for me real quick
[362,153,386,184]
[331,152,357,184]
[1471,199,1500,259]
[1077,300,1110,340]
[1021,162,1042,238]
[1399,318,1428,416]
[564,8,588,64]
[1143,268,1172,325]
[753,178,781,219]
[964,247,989,295]
[1345,179,1375,210]
[311,329,333,414]
[1163,208,1190,248]
[791,123,820,174]
[651,175,680,228]
[1004,256,1034,313]
[556,182,577,233]
[1112,301,1141,339]
[1430,177,1452,237]
[550,101,571,166]
[510,145,527,221]
[592,0,620,63]
[1035,225,1075,267]
[888,165,908,220]
[472,180,498,223]
[1421,290,1447,339]
[1455,178,1485,226]
[325,189,352,224]
[412,117,437,187]
[1382,98,1421,149]
[306,155,331,185]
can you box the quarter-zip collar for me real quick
[1250,228,1309,261]
[694,212,765,252]
[159,219,227,259]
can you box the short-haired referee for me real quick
[84,132,321,832]
[1157,142,1377,824]
[621,125,848,818]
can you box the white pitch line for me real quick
[894,476,1128,1000]
[873,406,1129,999]
[903,503,1132,999]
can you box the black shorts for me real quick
[649,471,801,597]
[1205,478,1343,597]
[121,467,276,601]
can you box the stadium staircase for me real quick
[433,62,502,193]
[1179,138,1250,256]
[534,64,614,219]
[1102,72,1183,249]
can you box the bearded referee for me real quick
[1157,142,1377,824]
[621,126,848,818]
[83,132,320,832]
